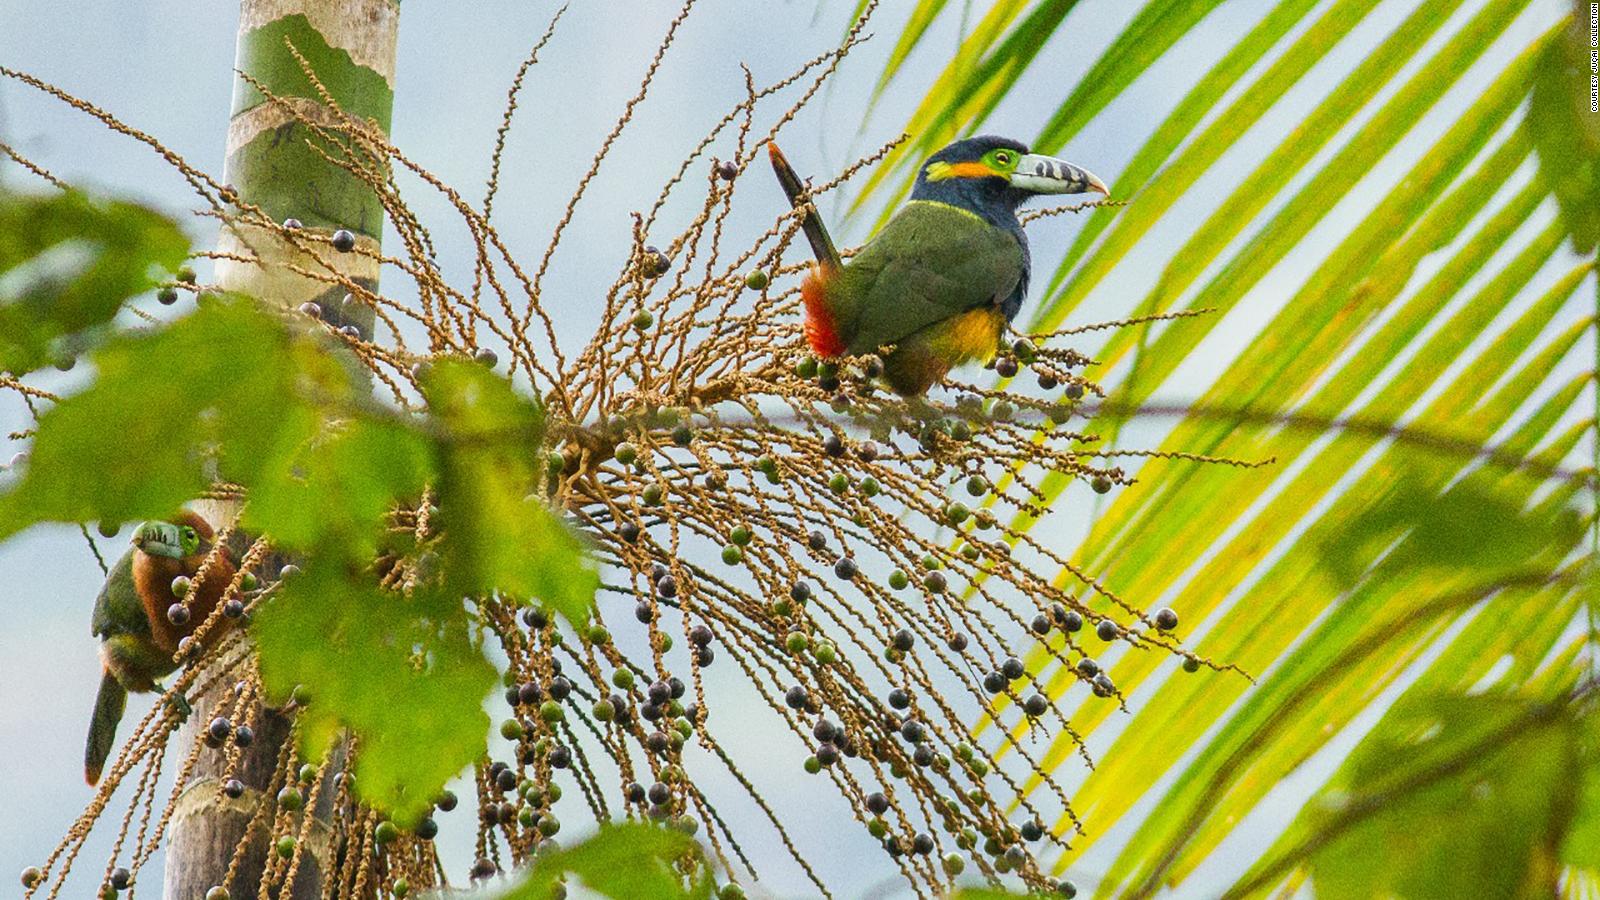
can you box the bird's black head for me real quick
[910,134,1106,226]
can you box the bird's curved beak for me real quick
[133,521,185,559]
[1010,154,1109,196]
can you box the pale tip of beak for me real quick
[1085,173,1110,196]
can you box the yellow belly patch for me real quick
[934,306,1004,365]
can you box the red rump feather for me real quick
[801,265,846,358]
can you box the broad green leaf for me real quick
[1528,8,1600,251]
[0,189,188,374]
[0,297,314,534]
[253,555,495,826]
[493,822,710,899]
[243,415,432,557]
[1231,693,1584,899]
[422,360,598,623]
[1317,477,1586,585]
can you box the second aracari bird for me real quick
[85,511,236,784]
[770,135,1107,395]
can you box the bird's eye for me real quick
[995,152,1012,166]
[182,527,196,541]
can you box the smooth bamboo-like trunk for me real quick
[166,3,398,897]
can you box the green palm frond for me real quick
[860,1,1599,895]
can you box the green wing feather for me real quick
[834,200,1024,355]
[91,549,148,640]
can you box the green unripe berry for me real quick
[240,571,258,591]
[729,525,753,546]
[813,642,838,665]
[641,484,664,506]
[614,442,639,465]
[501,718,525,740]
[744,270,770,290]
[170,575,191,598]
[374,821,399,845]
[632,310,655,331]
[277,787,303,811]
[275,836,296,859]
[888,569,909,590]
[965,475,989,497]
[867,818,888,838]
[518,806,536,827]
[817,361,839,380]
[612,668,635,690]
[592,699,615,721]
[859,476,880,497]
[539,701,565,724]
[795,356,818,379]
[786,632,810,654]
[538,814,561,837]
[828,473,849,494]
[546,782,563,802]
[942,853,965,876]
[206,887,231,900]
[945,502,970,525]
[586,623,611,645]
[803,756,822,774]
[719,884,747,900]
[721,544,743,565]
[392,878,409,898]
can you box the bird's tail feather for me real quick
[768,143,841,270]
[85,669,126,785]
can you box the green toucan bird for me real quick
[770,135,1107,395]
[86,511,235,784]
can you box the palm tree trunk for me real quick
[167,3,398,898]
